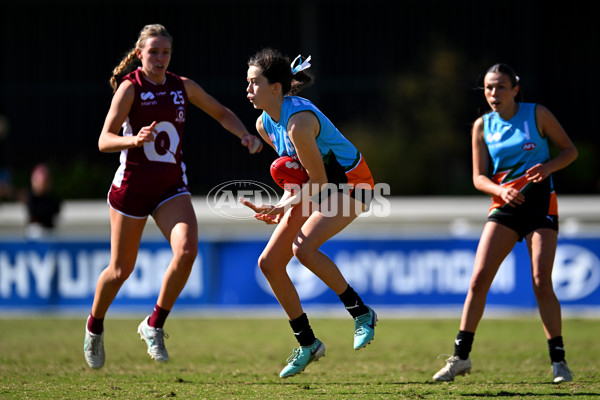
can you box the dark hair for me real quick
[485,63,524,102]
[248,48,313,95]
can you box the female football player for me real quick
[84,24,261,369]
[432,63,578,383]
[241,48,377,378]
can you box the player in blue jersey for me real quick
[433,64,578,383]
[241,48,377,378]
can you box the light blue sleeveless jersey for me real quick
[483,102,551,181]
[261,96,361,171]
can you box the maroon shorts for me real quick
[108,183,190,218]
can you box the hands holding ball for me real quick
[270,156,309,191]
[240,156,309,224]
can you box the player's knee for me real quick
[257,254,275,277]
[292,242,316,266]
[468,275,492,295]
[257,252,287,278]
[173,238,198,258]
[532,275,554,295]
[173,245,198,267]
[111,264,134,283]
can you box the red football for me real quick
[270,156,309,191]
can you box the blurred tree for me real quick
[342,45,474,196]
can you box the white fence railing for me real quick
[1,196,599,239]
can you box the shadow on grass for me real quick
[461,393,600,398]
[263,381,600,398]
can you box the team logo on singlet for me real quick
[175,106,185,123]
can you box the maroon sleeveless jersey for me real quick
[108,68,191,217]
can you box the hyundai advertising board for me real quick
[0,238,599,312]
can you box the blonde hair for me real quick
[109,24,173,93]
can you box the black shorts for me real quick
[487,179,558,241]
[309,184,374,209]
[488,211,558,242]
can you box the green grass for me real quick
[0,316,598,399]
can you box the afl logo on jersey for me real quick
[522,142,536,151]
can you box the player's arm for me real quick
[98,81,156,152]
[241,111,323,217]
[472,117,524,206]
[289,111,327,186]
[183,77,262,153]
[274,111,326,211]
[255,116,275,151]
[526,105,578,182]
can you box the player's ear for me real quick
[272,82,282,96]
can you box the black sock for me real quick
[454,330,474,360]
[548,336,566,363]
[289,313,316,347]
[338,285,369,318]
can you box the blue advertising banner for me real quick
[218,238,600,309]
[0,240,212,311]
[1,237,599,312]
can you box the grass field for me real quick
[0,316,598,399]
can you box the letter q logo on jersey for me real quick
[552,244,600,301]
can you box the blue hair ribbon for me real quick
[291,55,312,75]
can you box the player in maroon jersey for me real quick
[83,24,262,369]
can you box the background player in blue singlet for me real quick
[240,48,377,378]
[83,24,262,369]
[433,63,578,383]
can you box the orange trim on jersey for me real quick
[489,172,558,214]
[490,173,530,211]
[548,192,558,215]
[346,157,375,190]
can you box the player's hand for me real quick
[254,213,281,225]
[526,163,550,183]
[241,134,263,154]
[239,198,283,224]
[133,121,157,147]
[498,186,525,207]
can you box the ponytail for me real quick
[109,49,138,93]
